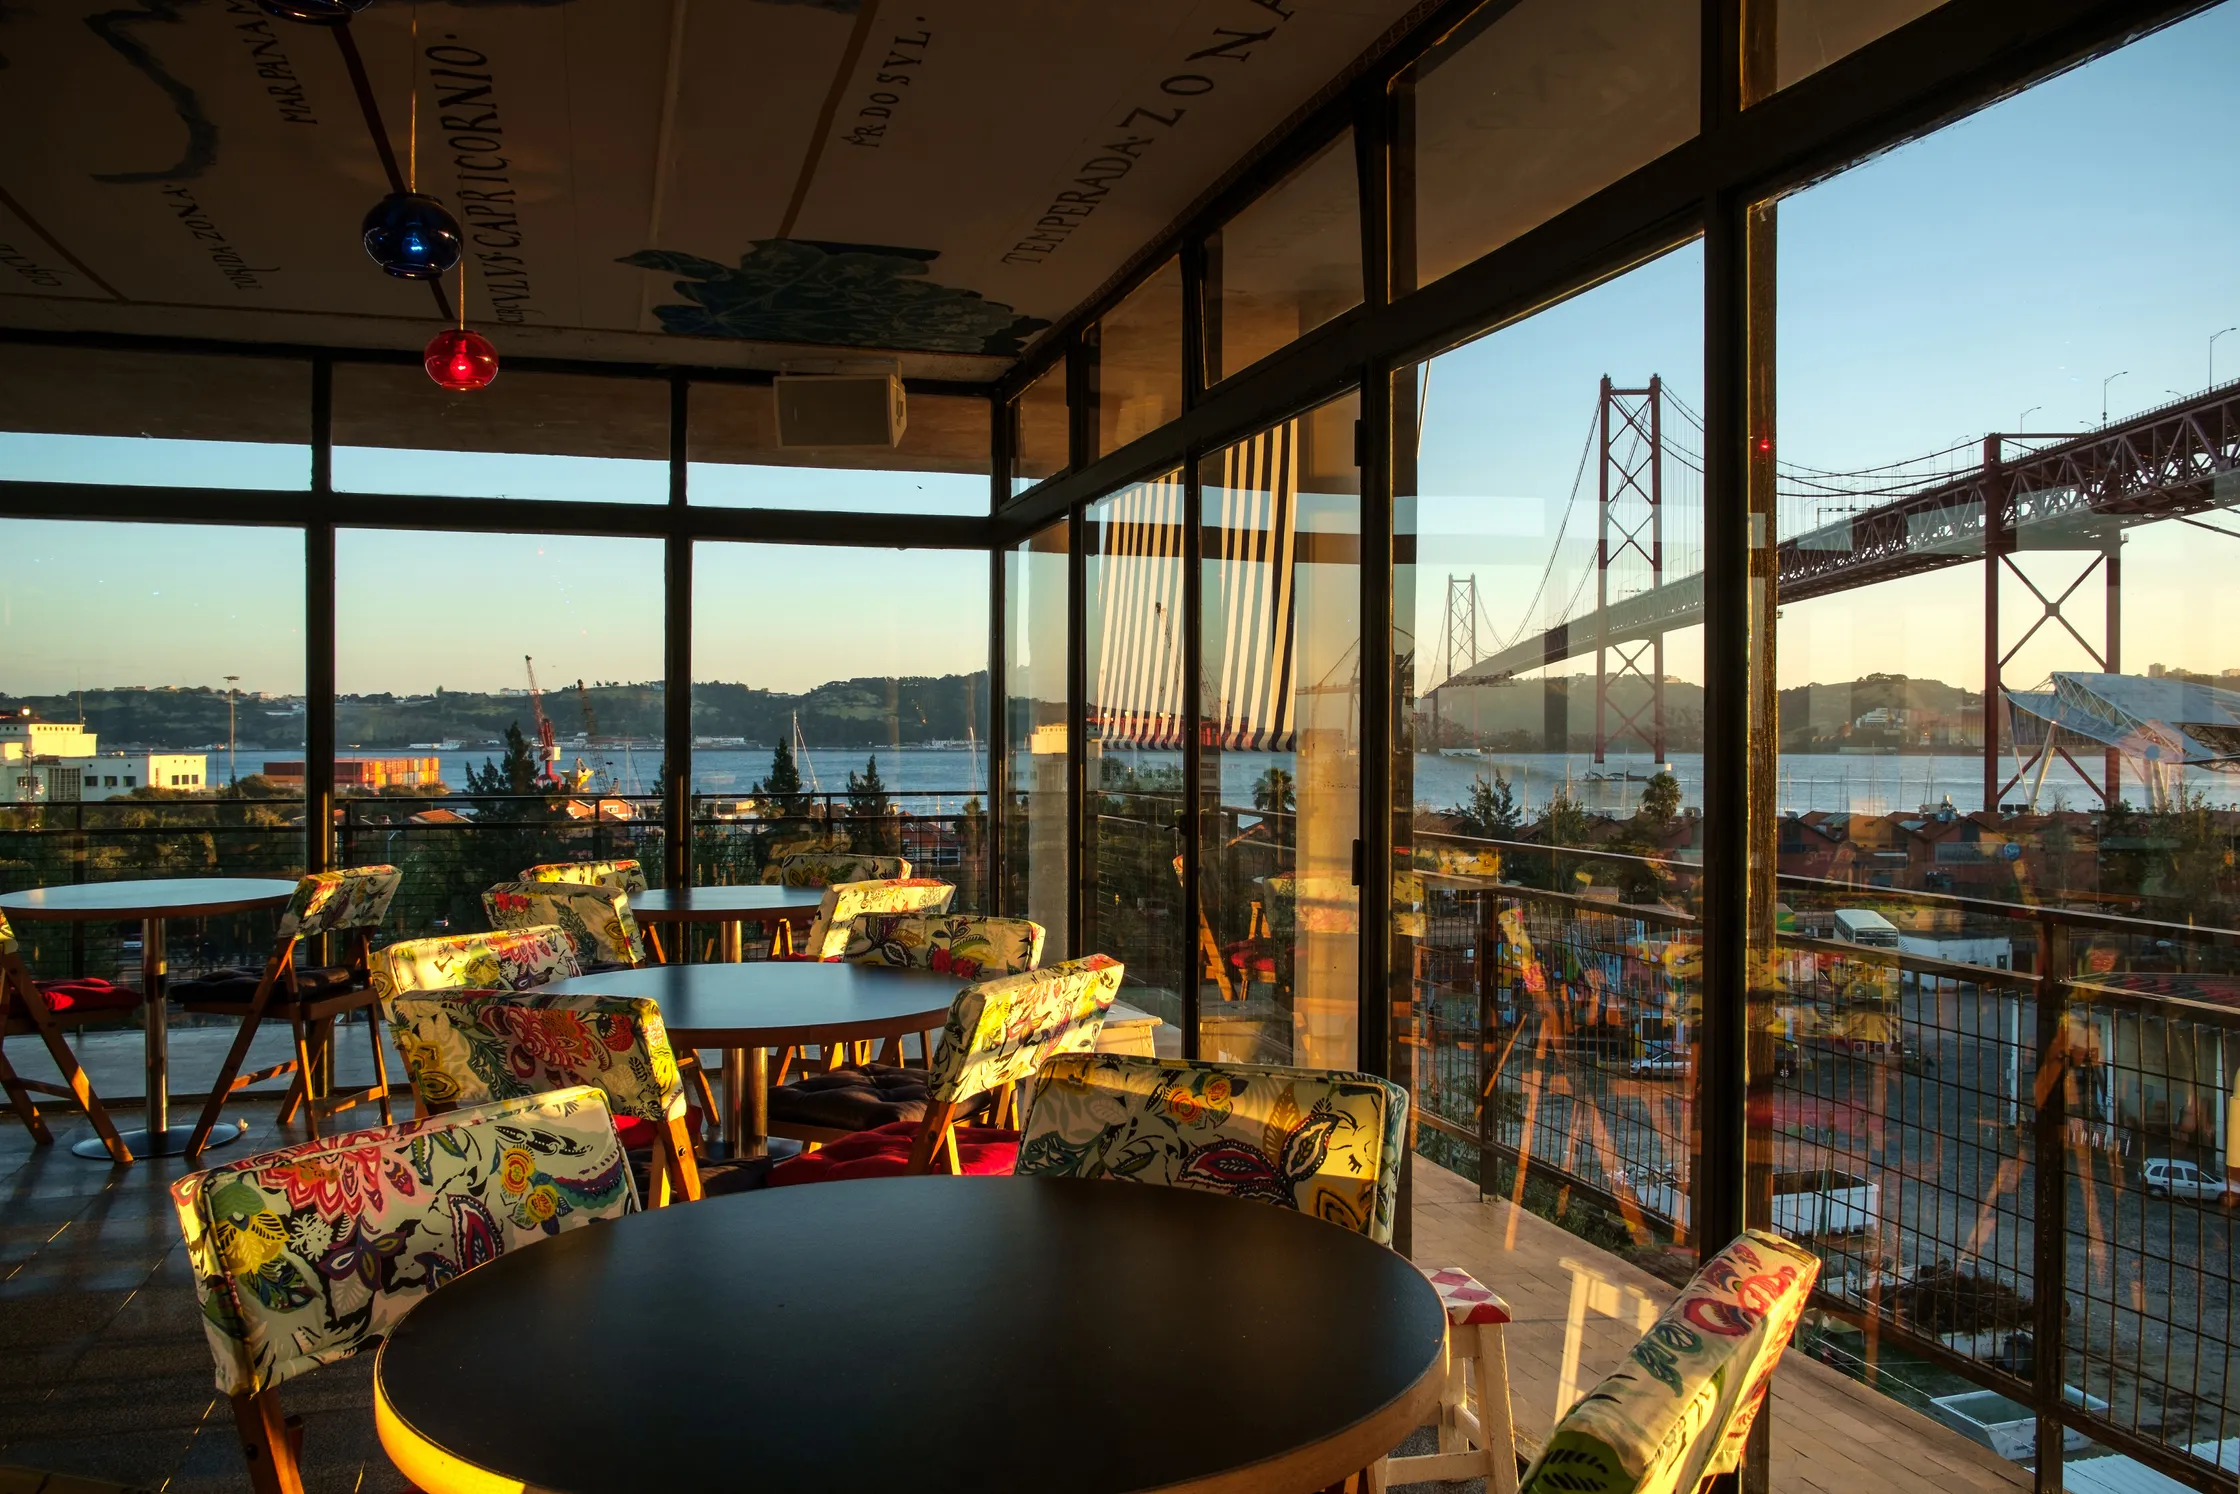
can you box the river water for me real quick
[398,744,2235,815]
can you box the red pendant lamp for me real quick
[425,255,499,391]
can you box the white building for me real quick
[6,753,209,803]
[0,713,97,761]
[0,712,208,802]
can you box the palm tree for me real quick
[1252,766,1296,814]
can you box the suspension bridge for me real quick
[1429,376,2240,806]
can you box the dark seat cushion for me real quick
[764,1064,991,1134]
[170,965,360,1005]
[767,1120,1021,1186]
[35,978,138,1014]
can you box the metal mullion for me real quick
[1358,360,1394,1085]
[1067,502,1088,963]
[665,375,693,891]
[305,356,336,878]
[0,326,995,399]
[1696,0,1748,1269]
[1180,453,1204,1063]
[989,392,1012,914]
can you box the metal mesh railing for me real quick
[1402,828,2240,1491]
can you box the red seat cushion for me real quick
[615,1107,702,1153]
[766,1120,1020,1186]
[36,978,138,1014]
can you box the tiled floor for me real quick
[0,1026,2031,1492]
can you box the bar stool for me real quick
[1377,1265,1518,1494]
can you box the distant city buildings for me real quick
[0,710,207,803]
[260,757,443,791]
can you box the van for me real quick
[2141,1158,2226,1202]
[1833,908,1902,949]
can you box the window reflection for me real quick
[333,366,669,504]
[1094,259,1186,457]
[691,383,989,515]
[0,347,309,489]
[1398,0,1698,294]
[1005,520,1071,955]
[1204,132,1362,384]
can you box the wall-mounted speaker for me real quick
[773,373,907,448]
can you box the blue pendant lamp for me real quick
[362,192,463,280]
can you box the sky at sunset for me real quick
[4,3,2236,703]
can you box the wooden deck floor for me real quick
[1407,1156,2032,1494]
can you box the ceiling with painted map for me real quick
[0,0,1412,379]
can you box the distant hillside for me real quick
[0,674,991,753]
[1422,671,1982,753]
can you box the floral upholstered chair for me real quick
[369,925,580,1006]
[765,954,1124,1184]
[179,865,406,1158]
[520,858,648,895]
[1013,1054,1410,1245]
[797,878,957,962]
[760,851,910,889]
[1517,1230,1820,1494]
[0,907,138,1163]
[843,913,1045,979]
[173,1087,634,1494]
[386,990,701,1204]
[483,879,645,968]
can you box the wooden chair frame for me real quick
[183,924,393,1158]
[0,937,135,1164]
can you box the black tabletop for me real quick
[0,877,299,921]
[630,885,823,920]
[376,1176,1447,1494]
[539,960,968,1044]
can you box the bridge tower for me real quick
[1981,432,2122,810]
[1594,376,1667,764]
[1430,574,1484,748]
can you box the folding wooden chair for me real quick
[0,908,137,1163]
[180,866,403,1157]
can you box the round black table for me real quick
[0,876,298,1159]
[375,1176,1447,1494]
[541,962,967,1157]
[630,884,823,962]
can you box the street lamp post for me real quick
[2100,371,2129,426]
[2213,327,2237,388]
[224,676,239,787]
[2018,404,2043,430]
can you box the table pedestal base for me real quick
[74,1119,244,1160]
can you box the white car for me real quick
[2141,1158,2226,1202]
[1629,1043,1690,1078]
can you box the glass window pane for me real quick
[690,383,989,514]
[1761,12,2239,1479]
[1391,243,1705,1253]
[0,347,309,488]
[1769,0,1947,93]
[1084,471,1188,1028]
[1005,519,1071,956]
[335,530,667,940]
[1402,0,1699,293]
[1095,258,1185,457]
[333,365,670,503]
[1206,132,1363,384]
[693,543,989,901]
[1011,363,1069,497]
[0,518,306,979]
[1199,394,1362,1069]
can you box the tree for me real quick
[847,754,897,854]
[1453,772,1524,840]
[1637,770,1681,835]
[465,722,542,795]
[1253,766,1296,815]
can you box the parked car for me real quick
[1629,1043,1690,1078]
[2141,1158,2227,1202]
